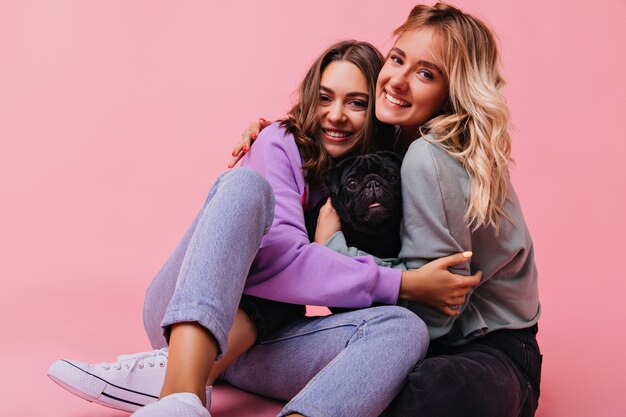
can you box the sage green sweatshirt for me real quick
[326,135,540,344]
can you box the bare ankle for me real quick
[160,322,219,406]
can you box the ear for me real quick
[376,151,403,169]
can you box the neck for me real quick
[400,125,421,145]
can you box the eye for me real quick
[319,94,331,103]
[389,54,403,65]
[417,70,434,80]
[345,178,358,191]
[350,100,368,109]
[388,174,399,183]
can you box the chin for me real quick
[325,144,357,159]
[375,107,399,125]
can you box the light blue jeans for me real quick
[143,168,429,417]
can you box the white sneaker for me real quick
[132,393,211,417]
[48,349,213,412]
[48,348,169,412]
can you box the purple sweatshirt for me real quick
[239,122,401,307]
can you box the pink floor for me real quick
[3,282,284,417]
[5,280,557,417]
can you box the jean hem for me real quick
[161,306,230,359]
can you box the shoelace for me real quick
[99,348,169,373]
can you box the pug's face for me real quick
[323,151,402,235]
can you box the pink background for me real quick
[1,1,625,416]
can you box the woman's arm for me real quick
[239,123,402,308]
[398,137,480,338]
[316,196,480,316]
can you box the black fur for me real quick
[305,151,403,258]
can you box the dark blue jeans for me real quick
[382,325,542,417]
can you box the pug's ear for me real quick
[376,151,403,168]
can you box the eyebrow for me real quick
[320,86,369,99]
[390,47,443,75]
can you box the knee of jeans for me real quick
[377,306,429,358]
[405,356,474,408]
[407,353,522,417]
[217,168,268,193]
[216,168,275,230]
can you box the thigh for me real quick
[221,306,427,403]
[383,342,526,417]
[476,326,542,417]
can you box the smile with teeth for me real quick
[384,91,411,107]
[323,128,353,139]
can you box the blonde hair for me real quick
[395,2,513,232]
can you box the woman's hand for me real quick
[314,198,341,245]
[228,118,273,168]
[399,252,482,317]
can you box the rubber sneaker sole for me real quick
[48,359,159,412]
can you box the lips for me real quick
[322,128,354,142]
[384,90,411,107]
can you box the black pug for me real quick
[305,151,403,258]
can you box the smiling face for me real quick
[317,61,370,159]
[375,28,449,140]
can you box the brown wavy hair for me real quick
[280,40,395,187]
[395,3,513,232]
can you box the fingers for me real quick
[436,251,473,268]
[441,305,462,316]
[448,296,466,306]
[465,270,482,286]
[228,150,245,168]
[233,130,253,154]
[229,118,271,167]
[319,198,335,215]
[259,117,272,129]
[229,140,248,167]
[243,118,267,147]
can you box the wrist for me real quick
[399,270,412,301]
[399,268,427,302]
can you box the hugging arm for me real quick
[229,118,273,168]
[395,138,484,337]
[318,196,481,317]
[240,124,402,308]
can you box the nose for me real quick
[389,69,409,91]
[327,101,347,123]
[366,179,380,192]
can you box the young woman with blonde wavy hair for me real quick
[235,3,542,416]
[327,4,541,416]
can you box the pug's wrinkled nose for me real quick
[366,179,380,192]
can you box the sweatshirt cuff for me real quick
[372,266,402,305]
[325,231,350,254]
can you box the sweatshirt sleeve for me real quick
[325,231,406,270]
[398,138,475,338]
[240,123,401,307]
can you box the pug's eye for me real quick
[345,178,358,191]
[388,174,399,183]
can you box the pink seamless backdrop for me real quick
[1,1,625,416]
